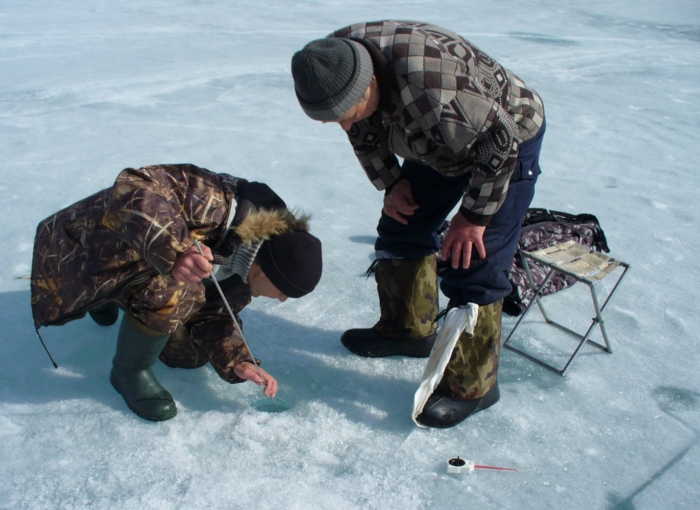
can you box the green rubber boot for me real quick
[110,314,177,422]
[341,255,439,358]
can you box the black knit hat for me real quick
[291,38,374,121]
[256,230,322,298]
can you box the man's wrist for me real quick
[458,207,493,227]
[384,173,405,195]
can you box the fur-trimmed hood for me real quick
[235,208,310,245]
[211,205,312,284]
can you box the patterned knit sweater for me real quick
[330,20,545,225]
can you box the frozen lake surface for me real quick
[1,1,699,508]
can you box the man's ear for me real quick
[361,76,378,101]
[247,260,261,288]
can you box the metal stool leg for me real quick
[503,261,568,375]
[504,268,555,346]
[503,248,630,376]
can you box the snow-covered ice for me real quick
[1,0,699,508]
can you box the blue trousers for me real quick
[375,122,546,307]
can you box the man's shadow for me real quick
[1,290,423,431]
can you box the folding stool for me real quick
[503,240,630,376]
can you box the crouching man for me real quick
[31,164,322,422]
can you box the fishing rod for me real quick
[194,240,280,412]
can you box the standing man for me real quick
[31,164,322,422]
[291,21,545,428]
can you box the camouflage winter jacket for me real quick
[30,164,295,330]
[330,21,545,225]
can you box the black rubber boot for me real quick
[110,314,177,422]
[341,329,436,358]
[89,302,120,326]
[415,381,500,429]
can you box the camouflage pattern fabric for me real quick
[373,255,439,340]
[31,164,243,329]
[114,274,207,335]
[159,317,256,384]
[440,300,502,399]
[157,273,256,383]
[158,325,209,370]
[31,188,156,328]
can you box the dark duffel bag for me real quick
[503,208,610,317]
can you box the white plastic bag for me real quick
[412,304,479,427]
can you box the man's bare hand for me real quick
[171,244,213,283]
[234,362,278,397]
[383,179,418,225]
[441,213,487,269]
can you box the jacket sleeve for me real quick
[102,164,231,275]
[453,100,519,225]
[346,117,403,191]
[197,317,256,384]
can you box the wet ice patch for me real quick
[251,397,293,413]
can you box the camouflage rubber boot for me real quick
[416,300,502,428]
[110,313,177,422]
[88,302,120,327]
[341,255,439,358]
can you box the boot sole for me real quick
[416,382,500,429]
[341,331,436,358]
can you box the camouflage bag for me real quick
[503,208,610,317]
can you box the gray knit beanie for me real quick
[291,38,374,121]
